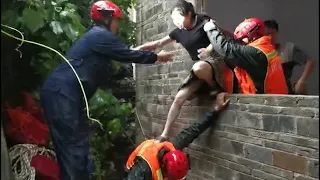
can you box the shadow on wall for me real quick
[205,0,319,95]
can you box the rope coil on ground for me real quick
[9,144,56,180]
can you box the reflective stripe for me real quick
[138,141,153,156]
[266,50,278,61]
[156,169,163,180]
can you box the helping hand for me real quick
[156,50,173,63]
[197,48,211,59]
[213,92,230,111]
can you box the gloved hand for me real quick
[203,19,217,32]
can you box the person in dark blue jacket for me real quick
[40,1,172,180]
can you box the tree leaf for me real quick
[22,8,45,33]
[50,21,63,34]
[1,10,19,27]
[42,31,59,48]
[62,23,79,41]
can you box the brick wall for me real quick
[135,1,319,180]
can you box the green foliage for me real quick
[2,0,137,80]
[89,89,135,179]
[2,0,137,178]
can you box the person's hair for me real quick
[171,0,196,19]
[264,20,279,32]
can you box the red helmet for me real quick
[234,18,265,40]
[91,0,123,22]
[162,150,189,180]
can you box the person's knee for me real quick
[173,91,188,106]
[192,61,213,80]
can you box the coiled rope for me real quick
[9,144,56,180]
[1,24,103,129]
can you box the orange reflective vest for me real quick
[223,36,288,94]
[126,140,176,180]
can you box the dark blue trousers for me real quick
[41,90,93,180]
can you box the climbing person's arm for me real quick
[92,31,172,64]
[168,93,230,150]
[135,36,174,51]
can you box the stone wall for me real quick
[135,0,319,180]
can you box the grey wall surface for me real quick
[206,0,319,95]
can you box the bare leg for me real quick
[192,61,215,87]
[161,80,203,137]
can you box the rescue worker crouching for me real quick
[124,92,230,180]
[203,18,288,94]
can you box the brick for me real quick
[296,117,319,139]
[307,159,319,178]
[188,156,199,171]
[277,134,319,150]
[294,174,319,180]
[237,173,262,180]
[224,125,250,136]
[238,95,266,104]
[244,144,273,165]
[196,159,215,174]
[297,97,319,108]
[263,115,296,133]
[219,138,244,156]
[228,161,251,174]
[252,169,287,180]
[263,96,298,107]
[261,164,294,179]
[237,112,263,130]
[272,151,308,174]
[210,150,237,162]
[236,157,263,169]
[278,107,317,118]
[214,165,238,180]
[222,131,264,146]
[219,110,237,125]
[248,104,280,114]
[265,140,319,159]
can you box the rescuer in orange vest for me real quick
[201,18,288,94]
[124,92,230,180]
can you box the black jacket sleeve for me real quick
[169,111,220,150]
[123,111,221,180]
[123,158,152,180]
[203,21,268,75]
[92,31,158,64]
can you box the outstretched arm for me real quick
[169,111,220,150]
[169,92,230,150]
[92,31,172,64]
[135,36,174,51]
[203,20,268,70]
